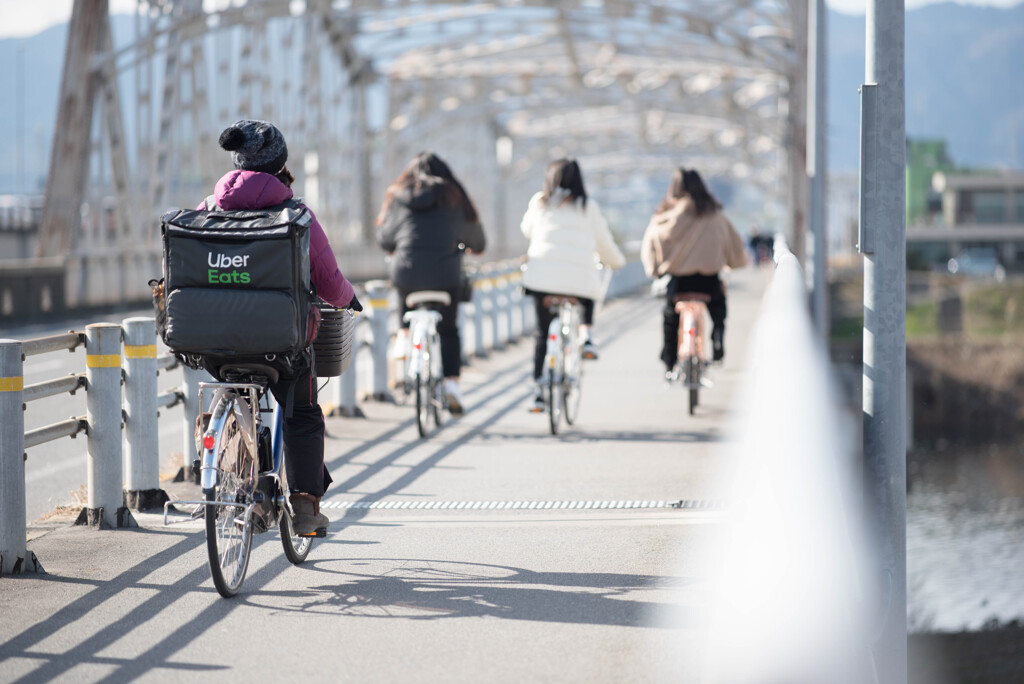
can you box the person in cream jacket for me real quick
[641,167,748,373]
[520,158,625,411]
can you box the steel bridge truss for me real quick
[37,0,806,306]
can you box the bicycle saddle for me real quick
[672,292,712,303]
[218,363,280,385]
[405,290,452,308]
[541,295,579,307]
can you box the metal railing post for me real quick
[365,280,391,401]
[82,323,132,529]
[458,299,469,365]
[501,268,515,345]
[0,340,41,574]
[472,276,486,358]
[180,364,209,482]
[518,268,533,337]
[487,268,504,352]
[512,273,526,340]
[330,325,364,417]
[122,317,167,510]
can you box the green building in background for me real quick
[906,138,954,226]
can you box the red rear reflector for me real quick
[203,434,215,450]
[414,342,422,350]
[549,334,557,341]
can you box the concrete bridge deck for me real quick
[0,266,772,683]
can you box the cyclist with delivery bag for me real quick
[156,119,360,536]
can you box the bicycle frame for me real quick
[540,302,575,387]
[165,381,293,524]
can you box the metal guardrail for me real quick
[0,258,644,576]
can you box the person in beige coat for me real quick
[521,158,626,411]
[641,167,748,372]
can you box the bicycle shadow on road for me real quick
[240,557,705,630]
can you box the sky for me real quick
[0,0,1021,39]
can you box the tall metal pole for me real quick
[860,0,906,680]
[787,0,808,266]
[807,0,828,337]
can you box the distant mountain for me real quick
[0,5,1021,195]
[829,2,1024,171]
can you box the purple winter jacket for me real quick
[200,170,355,308]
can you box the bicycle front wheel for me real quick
[431,374,445,428]
[205,407,255,598]
[279,463,313,564]
[280,510,313,564]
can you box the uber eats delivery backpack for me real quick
[155,196,318,371]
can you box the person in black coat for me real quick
[376,152,486,415]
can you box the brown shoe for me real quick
[290,493,328,535]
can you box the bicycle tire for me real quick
[415,373,429,438]
[548,375,562,435]
[563,347,583,427]
[277,460,313,564]
[687,356,699,415]
[205,404,255,598]
[431,375,445,428]
[431,336,445,428]
[280,509,313,564]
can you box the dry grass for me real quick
[31,485,89,528]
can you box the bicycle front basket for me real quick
[313,305,356,377]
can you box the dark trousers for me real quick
[398,288,462,378]
[527,289,595,381]
[661,274,726,370]
[268,366,331,497]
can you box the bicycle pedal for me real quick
[299,527,328,538]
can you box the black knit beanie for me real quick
[218,119,288,174]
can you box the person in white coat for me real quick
[520,158,626,412]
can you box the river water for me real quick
[908,445,1024,632]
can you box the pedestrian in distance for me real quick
[376,151,486,416]
[519,158,626,412]
[641,166,748,375]
[208,119,361,535]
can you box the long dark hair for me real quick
[656,167,721,216]
[376,151,478,225]
[540,158,587,208]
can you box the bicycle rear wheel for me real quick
[205,406,255,598]
[548,375,563,435]
[415,373,430,437]
[687,356,700,415]
[563,350,582,426]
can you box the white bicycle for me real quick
[537,295,584,435]
[402,291,451,437]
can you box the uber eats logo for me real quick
[207,252,252,284]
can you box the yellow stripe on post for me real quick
[0,376,24,392]
[368,298,390,309]
[86,354,121,368]
[124,345,157,359]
